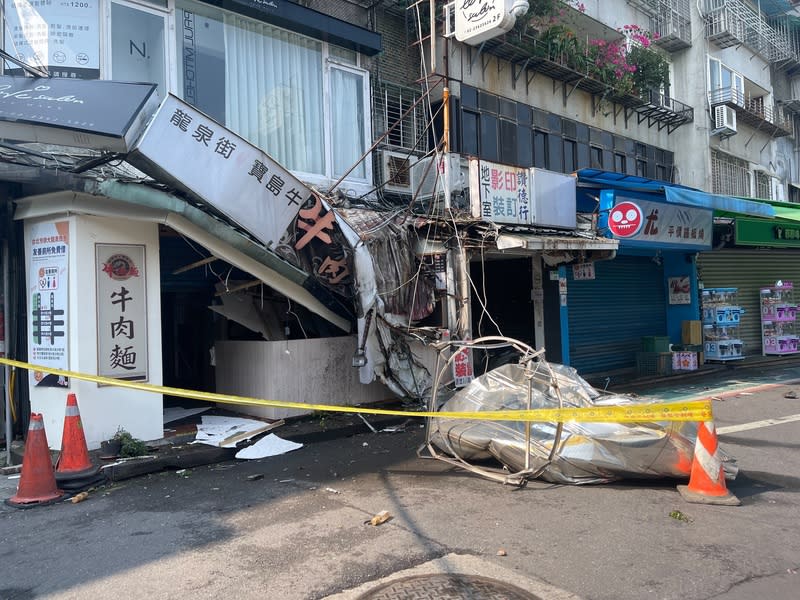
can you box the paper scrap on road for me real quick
[194,415,277,448]
[235,434,303,459]
[163,406,210,424]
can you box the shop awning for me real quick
[577,169,775,218]
[717,197,800,223]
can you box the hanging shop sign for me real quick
[96,244,148,382]
[130,94,314,249]
[0,75,159,152]
[469,159,576,229]
[734,218,800,248]
[4,0,100,78]
[454,0,519,45]
[28,221,69,388]
[604,196,712,250]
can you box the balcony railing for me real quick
[709,87,793,137]
[475,33,693,133]
[628,0,692,51]
[703,0,797,64]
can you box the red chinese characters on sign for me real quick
[453,346,474,388]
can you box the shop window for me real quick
[111,1,168,97]
[563,139,576,174]
[517,126,533,166]
[499,118,517,165]
[590,146,603,169]
[461,110,479,156]
[175,0,370,184]
[711,150,750,196]
[533,130,548,169]
[754,171,773,200]
[614,153,626,173]
[480,113,499,161]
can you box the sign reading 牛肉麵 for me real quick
[96,244,148,382]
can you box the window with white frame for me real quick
[175,0,370,184]
[708,57,744,106]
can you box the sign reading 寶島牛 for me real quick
[130,94,314,249]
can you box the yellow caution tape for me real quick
[0,357,713,423]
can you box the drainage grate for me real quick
[356,574,543,600]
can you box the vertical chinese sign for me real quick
[96,245,148,381]
[28,221,69,387]
[469,158,532,225]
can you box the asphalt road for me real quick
[1,362,799,600]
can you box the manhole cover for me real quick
[356,574,543,600]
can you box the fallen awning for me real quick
[13,189,351,332]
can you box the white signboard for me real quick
[608,197,712,248]
[132,94,312,248]
[455,0,516,45]
[470,160,576,228]
[668,276,691,305]
[96,244,148,381]
[470,158,532,225]
[572,263,596,280]
[28,221,69,388]
[4,0,100,78]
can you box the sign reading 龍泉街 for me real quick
[96,244,148,382]
[130,94,314,249]
[605,197,712,249]
[28,221,69,388]
[4,0,100,79]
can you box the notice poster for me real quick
[669,276,691,305]
[28,221,69,387]
[96,244,148,381]
[4,0,100,79]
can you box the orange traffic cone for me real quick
[56,393,101,481]
[5,413,66,508]
[677,421,740,506]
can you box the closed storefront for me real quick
[567,254,667,374]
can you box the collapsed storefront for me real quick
[1,76,623,452]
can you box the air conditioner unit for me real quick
[410,153,466,200]
[713,105,737,136]
[377,150,413,194]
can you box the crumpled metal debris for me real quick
[427,361,737,485]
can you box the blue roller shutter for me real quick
[567,255,667,375]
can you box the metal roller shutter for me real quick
[698,248,800,355]
[567,255,667,375]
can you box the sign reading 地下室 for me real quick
[4,0,100,79]
[96,244,148,382]
[131,94,313,249]
[469,158,532,225]
[28,221,70,388]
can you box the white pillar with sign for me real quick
[23,213,163,450]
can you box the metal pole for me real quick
[4,238,11,466]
